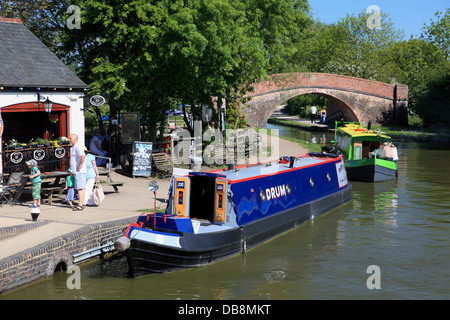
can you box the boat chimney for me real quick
[289,156,295,168]
[227,163,234,170]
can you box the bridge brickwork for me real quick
[242,73,408,127]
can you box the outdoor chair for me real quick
[0,173,10,206]
[0,172,25,206]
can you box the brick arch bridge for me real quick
[242,72,408,127]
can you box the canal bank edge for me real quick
[0,216,136,294]
[268,117,450,143]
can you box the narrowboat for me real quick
[333,121,398,182]
[115,153,352,277]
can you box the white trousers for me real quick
[84,178,96,206]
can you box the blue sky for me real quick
[308,0,449,39]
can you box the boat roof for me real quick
[190,153,341,184]
[337,123,391,141]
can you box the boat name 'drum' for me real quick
[265,184,287,201]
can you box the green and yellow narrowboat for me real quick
[333,122,398,182]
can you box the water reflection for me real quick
[352,180,399,228]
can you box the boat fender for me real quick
[279,156,290,164]
[114,236,131,252]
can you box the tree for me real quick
[386,38,448,117]
[242,0,311,73]
[422,9,450,61]
[414,64,450,126]
[288,21,341,73]
[321,10,404,81]
[3,0,312,135]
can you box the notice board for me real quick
[133,141,153,177]
[122,112,141,144]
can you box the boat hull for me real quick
[346,159,397,182]
[126,227,243,276]
[126,184,352,277]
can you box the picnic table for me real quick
[18,171,68,205]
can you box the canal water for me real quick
[2,124,449,300]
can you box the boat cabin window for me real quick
[353,141,362,160]
[189,176,216,221]
[362,141,382,159]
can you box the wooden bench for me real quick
[152,152,173,178]
[96,156,124,193]
[99,181,124,192]
[40,186,65,205]
[22,185,65,205]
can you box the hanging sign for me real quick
[90,95,106,106]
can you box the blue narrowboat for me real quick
[116,153,352,277]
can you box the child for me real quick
[64,168,78,207]
[26,160,41,208]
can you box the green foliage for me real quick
[5,1,449,128]
[285,95,329,118]
[421,9,450,61]
[414,64,450,126]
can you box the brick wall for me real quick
[249,73,397,100]
[0,216,137,293]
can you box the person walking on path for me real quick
[310,105,317,123]
[26,159,41,208]
[69,133,86,211]
[320,107,327,124]
[84,147,100,206]
[64,168,77,207]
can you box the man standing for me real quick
[69,133,86,211]
[310,105,317,123]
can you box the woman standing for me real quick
[84,146,100,206]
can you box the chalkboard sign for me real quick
[122,112,141,144]
[133,141,153,177]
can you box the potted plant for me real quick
[6,139,18,150]
[57,136,69,146]
[29,138,38,148]
[36,137,50,147]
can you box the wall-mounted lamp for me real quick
[43,98,53,113]
[37,93,53,113]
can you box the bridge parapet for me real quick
[243,72,408,127]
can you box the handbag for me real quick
[93,180,105,205]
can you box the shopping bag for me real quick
[93,181,105,205]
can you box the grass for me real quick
[371,117,450,142]
[279,135,323,153]
[255,126,324,153]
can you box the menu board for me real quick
[122,112,141,144]
[133,141,153,177]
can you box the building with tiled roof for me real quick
[0,18,88,174]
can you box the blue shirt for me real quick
[85,153,97,180]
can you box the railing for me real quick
[2,144,70,174]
